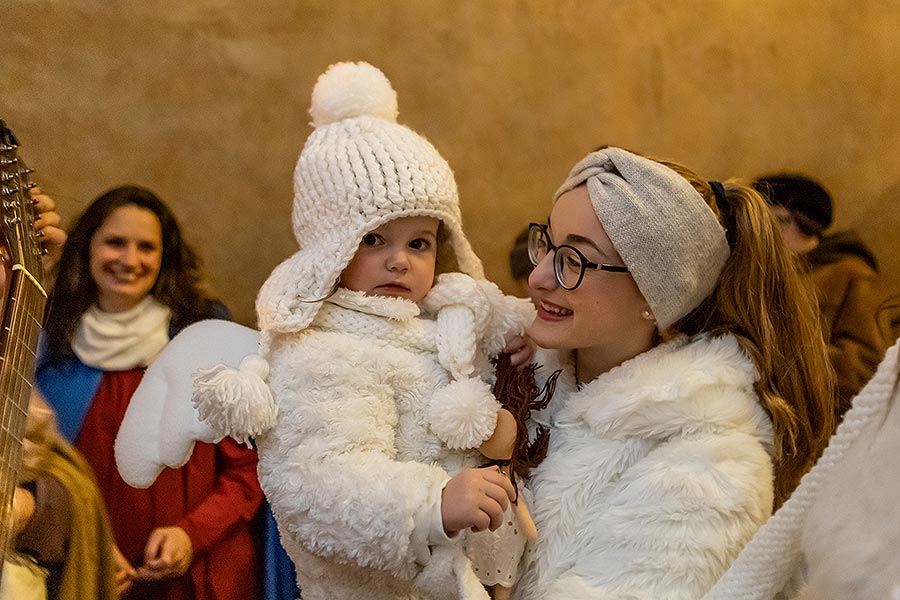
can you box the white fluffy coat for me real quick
[515,334,775,600]
[257,283,533,600]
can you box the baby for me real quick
[193,62,537,600]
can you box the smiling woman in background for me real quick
[36,186,264,600]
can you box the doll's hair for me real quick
[492,353,560,480]
[660,160,836,508]
[43,185,222,364]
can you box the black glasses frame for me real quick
[528,222,629,290]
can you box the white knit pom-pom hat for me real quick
[256,61,484,341]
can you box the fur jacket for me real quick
[255,276,534,600]
[514,334,775,600]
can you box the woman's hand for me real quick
[11,485,36,536]
[134,526,193,582]
[441,466,516,535]
[503,333,536,367]
[112,545,136,598]
[29,186,67,270]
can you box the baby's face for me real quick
[341,216,440,303]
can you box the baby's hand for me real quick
[441,466,516,535]
[503,333,536,367]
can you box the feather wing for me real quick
[114,320,260,487]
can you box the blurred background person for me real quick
[36,185,264,600]
[10,392,118,600]
[754,173,893,419]
[508,226,535,300]
[3,190,103,600]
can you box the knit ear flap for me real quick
[256,250,335,336]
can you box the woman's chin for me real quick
[527,322,567,350]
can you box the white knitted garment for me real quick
[256,62,484,347]
[702,339,900,600]
[555,148,730,331]
[319,275,534,383]
[73,296,172,370]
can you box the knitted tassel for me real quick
[435,304,478,379]
[192,354,278,446]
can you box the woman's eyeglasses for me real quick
[527,223,629,290]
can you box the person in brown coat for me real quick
[754,173,892,418]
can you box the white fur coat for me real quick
[256,281,533,600]
[514,334,775,600]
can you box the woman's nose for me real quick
[528,252,557,290]
[120,244,140,267]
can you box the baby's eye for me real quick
[361,233,380,246]
[408,238,431,251]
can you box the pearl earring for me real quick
[641,309,653,321]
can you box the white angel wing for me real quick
[114,320,260,488]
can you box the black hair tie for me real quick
[709,180,736,250]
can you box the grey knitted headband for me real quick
[554,148,730,330]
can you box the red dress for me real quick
[75,368,264,600]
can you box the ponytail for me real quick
[661,161,836,509]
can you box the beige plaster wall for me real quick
[2,0,898,326]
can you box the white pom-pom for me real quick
[428,378,500,450]
[310,61,399,126]
[192,354,278,445]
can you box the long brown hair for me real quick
[660,160,836,508]
[43,185,223,364]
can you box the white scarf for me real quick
[315,277,510,381]
[316,288,436,354]
[72,296,172,370]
